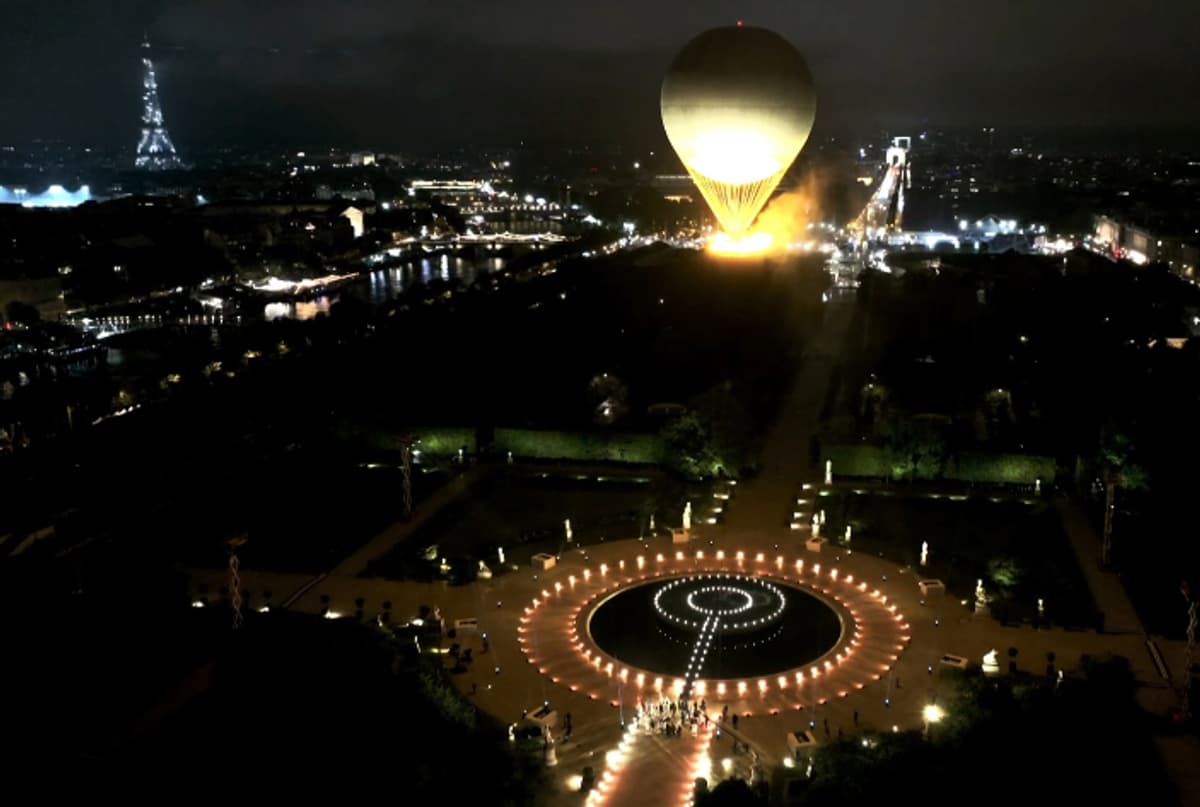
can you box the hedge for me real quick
[821,443,1056,484]
[493,428,665,464]
[947,451,1057,484]
[822,443,891,478]
[345,423,665,465]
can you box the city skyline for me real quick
[1,0,1199,150]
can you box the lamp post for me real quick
[922,703,944,738]
[226,534,247,630]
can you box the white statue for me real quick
[477,560,493,579]
[564,519,573,543]
[811,514,821,538]
[844,525,852,546]
[497,546,506,565]
[819,509,826,526]
[1035,478,1042,495]
[507,451,514,464]
[975,578,986,605]
[920,541,929,567]
[683,502,692,531]
[649,513,656,533]
[825,459,832,485]
[982,649,999,674]
[1037,597,1045,616]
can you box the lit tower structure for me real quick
[135,37,183,170]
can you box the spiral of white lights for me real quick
[653,573,787,631]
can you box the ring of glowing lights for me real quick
[516,550,911,717]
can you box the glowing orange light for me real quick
[707,231,774,257]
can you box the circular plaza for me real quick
[517,548,911,717]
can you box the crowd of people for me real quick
[631,693,714,737]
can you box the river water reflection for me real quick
[262,254,508,321]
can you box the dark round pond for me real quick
[588,574,844,679]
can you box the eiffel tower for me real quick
[134,37,183,170]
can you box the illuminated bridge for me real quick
[850,136,911,241]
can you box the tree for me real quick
[695,778,765,807]
[885,418,947,481]
[4,300,40,326]
[1098,422,1149,491]
[987,556,1022,592]
[859,382,890,434]
[691,382,756,476]
[661,413,718,479]
[588,373,629,425]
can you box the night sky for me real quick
[2,0,1198,150]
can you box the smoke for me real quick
[706,170,828,258]
[752,171,824,251]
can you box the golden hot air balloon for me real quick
[661,25,817,239]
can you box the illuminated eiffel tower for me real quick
[134,37,183,170]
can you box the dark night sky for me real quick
[2,0,1198,151]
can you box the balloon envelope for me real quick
[661,26,816,235]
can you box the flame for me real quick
[708,231,774,257]
[704,174,822,260]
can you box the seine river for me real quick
[263,253,508,321]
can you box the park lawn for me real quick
[818,490,1097,628]
[364,464,705,581]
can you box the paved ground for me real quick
[1054,495,1145,635]
[332,464,487,577]
[190,294,1200,806]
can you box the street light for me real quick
[922,703,945,737]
